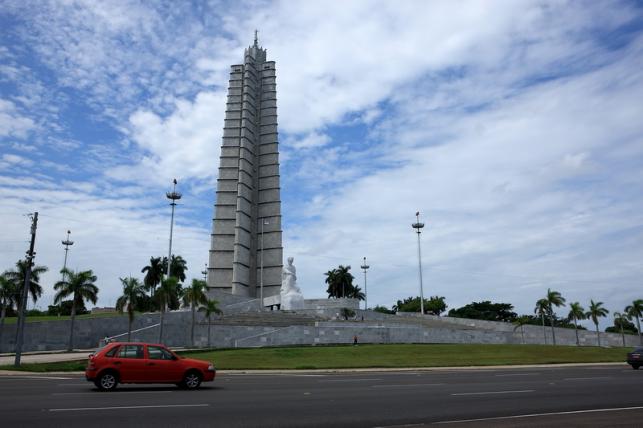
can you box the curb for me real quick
[0,362,627,376]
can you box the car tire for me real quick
[180,371,202,390]
[96,371,118,391]
[632,364,640,370]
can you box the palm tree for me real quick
[625,299,643,345]
[324,269,339,298]
[4,260,48,312]
[163,255,188,283]
[53,268,99,351]
[534,298,549,344]
[335,265,354,298]
[141,257,163,297]
[512,315,530,344]
[613,312,628,347]
[545,288,566,345]
[346,285,365,301]
[182,279,208,347]
[0,273,17,352]
[198,299,222,348]
[157,276,179,343]
[567,302,586,346]
[115,277,146,342]
[586,299,609,347]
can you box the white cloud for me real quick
[0,99,36,139]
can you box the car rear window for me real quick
[117,345,144,359]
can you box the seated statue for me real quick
[280,257,304,310]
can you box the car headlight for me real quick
[207,364,215,372]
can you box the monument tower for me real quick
[207,33,283,301]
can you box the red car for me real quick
[86,342,216,391]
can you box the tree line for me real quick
[0,255,223,351]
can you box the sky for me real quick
[1,0,642,331]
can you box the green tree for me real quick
[544,289,566,346]
[586,299,609,347]
[182,279,208,347]
[325,265,358,299]
[625,299,643,346]
[513,315,530,344]
[198,299,222,348]
[611,312,630,347]
[0,273,17,352]
[53,268,99,351]
[567,302,586,346]
[448,301,516,321]
[157,276,179,343]
[141,257,164,298]
[534,298,550,345]
[372,305,395,315]
[163,255,188,283]
[115,277,146,342]
[340,308,356,320]
[4,260,48,312]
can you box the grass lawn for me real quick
[0,344,630,372]
[2,312,124,324]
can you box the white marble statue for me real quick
[280,257,304,310]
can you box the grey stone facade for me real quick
[208,36,283,299]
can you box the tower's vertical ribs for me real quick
[208,37,283,301]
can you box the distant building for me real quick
[207,34,283,301]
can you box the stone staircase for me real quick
[210,310,323,327]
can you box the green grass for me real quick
[2,312,124,324]
[0,360,88,372]
[0,344,630,372]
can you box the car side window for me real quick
[148,346,174,360]
[117,345,144,359]
[105,346,119,357]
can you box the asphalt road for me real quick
[0,365,641,427]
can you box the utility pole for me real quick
[61,230,74,281]
[360,257,370,311]
[412,212,425,316]
[166,179,182,279]
[15,212,38,367]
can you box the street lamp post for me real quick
[260,218,269,307]
[412,212,425,315]
[166,179,182,279]
[360,257,370,311]
[201,263,208,282]
[61,230,74,281]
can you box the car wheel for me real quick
[181,371,202,390]
[632,364,640,370]
[96,372,118,391]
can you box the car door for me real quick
[145,345,184,382]
[113,344,147,382]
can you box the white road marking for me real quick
[563,376,612,381]
[451,389,534,396]
[433,405,643,424]
[372,383,445,388]
[494,373,540,377]
[0,375,73,380]
[51,391,173,396]
[317,379,382,383]
[318,378,382,382]
[49,404,209,412]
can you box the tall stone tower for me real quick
[207,34,283,302]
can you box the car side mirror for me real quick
[172,355,178,361]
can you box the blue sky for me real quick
[1,0,642,329]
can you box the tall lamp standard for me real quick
[412,211,425,315]
[61,230,74,282]
[259,218,269,307]
[165,179,182,279]
[360,257,370,311]
[201,263,208,282]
